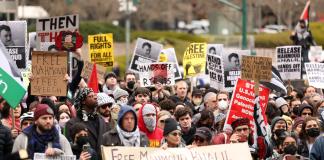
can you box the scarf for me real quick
[23,125,61,158]
[296,26,310,41]
[116,125,140,147]
[3,116,20,132]
[77,109,98,122]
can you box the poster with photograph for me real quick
[222,49,250,91]
[129,38,163,72]
[138,62,175,87]
[207,44,223,56]
[159,48,182,80]
[0,21,27,69]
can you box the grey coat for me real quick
[102,128,149,147]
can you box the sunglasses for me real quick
[100,103,112,109]
[170,131,182,137]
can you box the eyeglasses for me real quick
[100,103,112,109]
[235,127,249,133]
[170,131,182,137]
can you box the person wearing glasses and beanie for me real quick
[161,118,186,149]
[97,93,116,128]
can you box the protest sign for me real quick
[207,44,223,56]
[101,143,252,160]
[81,61,106,83]
[224,78,270,131]
[88,33,114,66]
[0,67,26,108]
[241,55,272,82]
[183,43,207,78]
[138,62,175,87]
[0,21,27,69]
[276,46,302,80]
[308,46,324,63]
[159,48,182,80]
[207,54,224,90]
[305,63,324,89]
[31,51,67,96]
[222,49,249,92]
[129,38,163,72]
[34,153,76,160]
[36,14,79,50]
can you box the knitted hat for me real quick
[292,117,305,130]
[282,115,292,125]
[192,88,203,96]
[163,118,181,136]
[298,103,313,116]
[271,116,287,132]
[195,127,212,141]
[34,104,54,120]
[142,104,156,116]
[75,87,94,105]
[275,97,288,108]
[104,72,117,81]
[97,93,115,107]
[231,118,250,130]
[20,112,34,124]
[113,88,129,100]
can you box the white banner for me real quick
[138,62,175,87]
[305,63,324,88]
[34,153,76,160]
[276,46,301,80]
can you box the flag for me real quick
[260,66,287,95]
[87,63,99,93]
[300,0,311,28]
[0,39,22,79]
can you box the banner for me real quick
[138,63,175,87]
[81,61,106,83]
[129,38,163,72]
[34,153,76,160]
[183,43,207,78]
[308,46,324,63]
[159,48,182,80]
[241,55,272,82]
[276,46,302,80]
[89,33,114,66]
[207,54,224,90]
[101,143,252,160]
[36,14,79,50]
[31,51,68,96]
[222,49,249,91]
[305,63,324,88]
[0,21,27,69]
[224,78,270,131]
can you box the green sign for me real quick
[0,68,26,108]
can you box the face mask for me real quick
[59,118,69,128]
[283,144,297,155]
[127,81,135,89]
[117,99,128,105]
[218,100,228,110]
[143,116,156,132]
[318,108,324,116]
[76,136,89,147]
[274,129,286,139]
[306,128,320,137]
[193,98,202,106]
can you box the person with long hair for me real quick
[298,116,321,157]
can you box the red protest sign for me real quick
[224,78,270,130]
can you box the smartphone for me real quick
[82,144,91,152]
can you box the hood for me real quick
[138,103,158,134]
[117,104,137,132]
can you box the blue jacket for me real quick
[310,134,324,160]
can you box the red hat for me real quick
[34,104,54,120]
[231,118,250,130]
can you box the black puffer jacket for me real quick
[0,123,13,159]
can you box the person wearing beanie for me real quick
[96,93,115,126]
[20,112,34,130]
[192,127,212,146]
[270,116,288,151]
[138,103,163,147]
[229,118,251,144]
[12,104,73,158]
[113,88,129,105]
[103,72,119,96]
[275,97,290,116]
[102,105,149,147]
[299,103,313,118]
[161,118,185,149]
[191,88,203,114]
[292,117,305,137]
[65,88,110,155]
[282,115,293,132]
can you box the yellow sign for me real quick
[89,33,114,66]
[183,43,207,78]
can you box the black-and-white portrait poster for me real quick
[129,38,163,72]
[0,21,27,69]
[207,44,223,56]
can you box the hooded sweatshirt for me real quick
[138,103,163,147]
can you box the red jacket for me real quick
[212,132,231,145]
[137,103,163,147]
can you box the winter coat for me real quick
[0,124,13,159]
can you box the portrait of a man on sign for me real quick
[0,25,15,46]
[227,52,240,70]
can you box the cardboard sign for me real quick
[138,63,175,87]
[36,14,79,50]
[305,63,324,89]
[224,78,270,131]
[89,33,114,66]
[0,21,27,69]
[222,49,249,92]
[159,48,182,80]
[129,38,163,72]
[34,153,76,160]
[207,54,224,90]
[0,67,26,108]
[183,43,207,78]
[101,143,252,160]
[31,51,68,96]
[81,61,106,83]
[276,46,302,80]
[241,55,272,82]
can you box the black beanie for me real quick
[163,118,180,136]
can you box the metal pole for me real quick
[125,0,131,69]
[242,0,247,49]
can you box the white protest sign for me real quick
[36,14,79,50]
[305,63,324,88]
[207,44,223,56]
[101,143,252,160]
[129,38,163,73]
[138,62,175,87]
[207,54,224,90]
[34,153,76,160]
[309,46,324,63]
[276,46,301,80]
[159,48,182,80]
